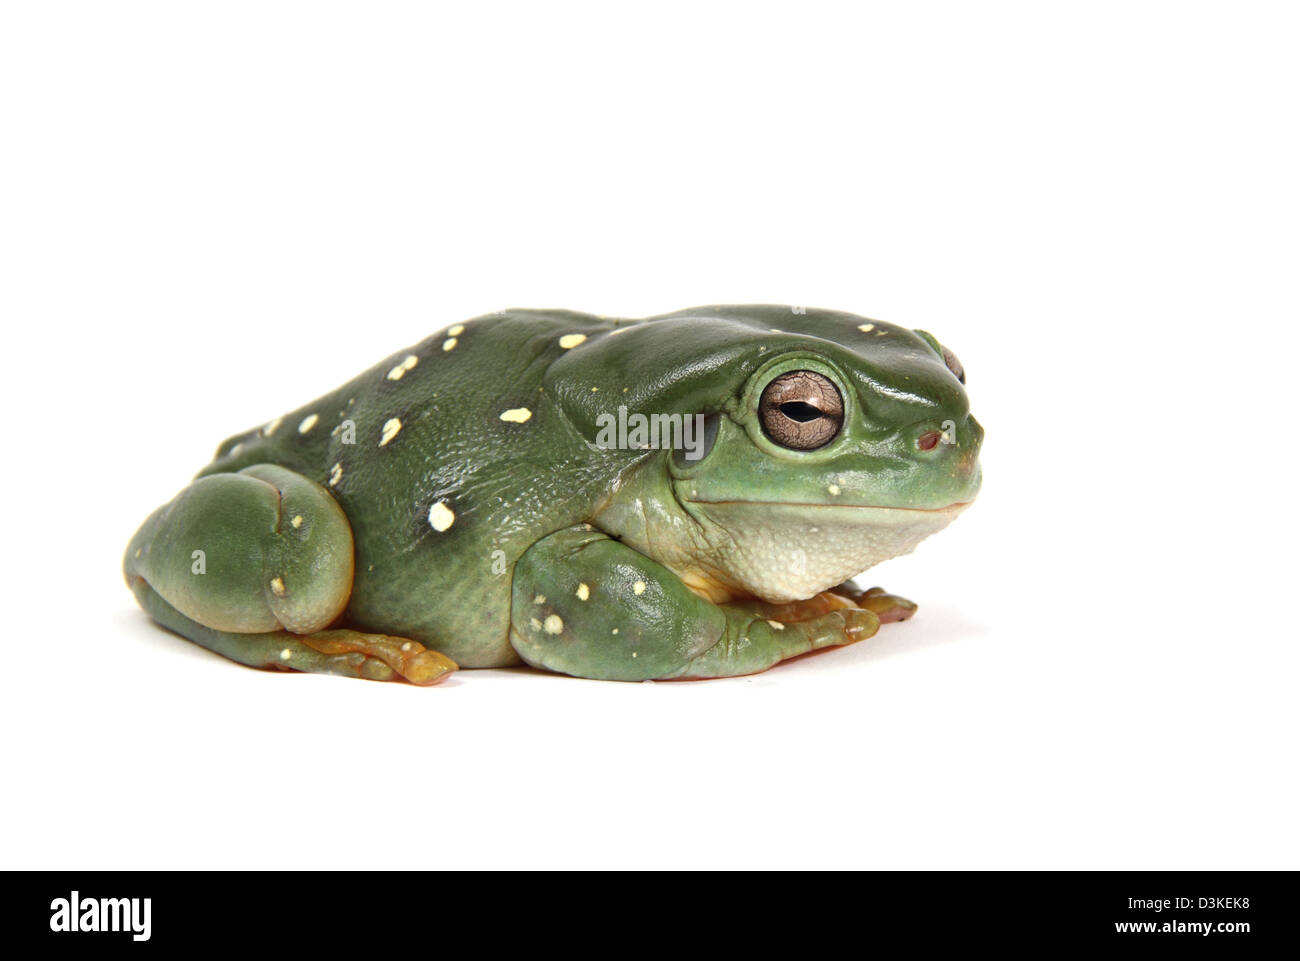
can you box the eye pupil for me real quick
[759,370,845,450]
[779,401,823,423]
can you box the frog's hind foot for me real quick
[291,628,456,684]
[129,578,456,685]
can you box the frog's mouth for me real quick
[679,499,972,604]
[688,499,971,513]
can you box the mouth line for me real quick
[687,499,971,513]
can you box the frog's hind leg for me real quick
[124,464,455,685]
[129,579,455,684]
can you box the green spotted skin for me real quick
[126,305,983,681]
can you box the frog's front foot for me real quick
[675,592,883,679]
[831,582,918,624]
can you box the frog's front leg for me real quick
[509,527,882,681]
[124,464,455,684]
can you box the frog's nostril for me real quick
[918,430,942,451]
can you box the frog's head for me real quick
[550,306,982,603]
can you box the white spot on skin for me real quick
[448,324,465,336]
[631,651,638,658]
[543,614,564,634]
[558,333,587,349]
[632,580,646,595]
[499,408,532,423]
[263,417,283,437]
[328,463,343,487]
[442,337,458,352]
[576,583,590,601]
[828,483,841,496]
[298,413,319,434]
[858,323,875,333]
[387,354,419,381]
[428,501,455,532]
[270,577,286,597]
[529,617,542,631]
[767,620,785,630]
[379,418,402,446]
[612,628,619,635]
[291,515,303,529]
[401,642,413,652]
[280,648,292,661]
[533,594,546,605]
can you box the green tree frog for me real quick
[124,305,982,683]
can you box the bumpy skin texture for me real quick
[124,306,983,683]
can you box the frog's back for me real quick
[195,309,633,666]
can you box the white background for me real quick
[2,2,1297,869]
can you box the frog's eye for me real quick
[759,370,844,450]
[941,345,965,384]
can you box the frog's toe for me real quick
[832,582,917,623]
[392,642,459,685]
[855,587,918,623]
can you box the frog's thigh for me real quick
[509,527,880,681]
[124,465,455,684]
[125,464,352,634]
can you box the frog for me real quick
[123,305,982,684]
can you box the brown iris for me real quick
[759,370,844,450]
